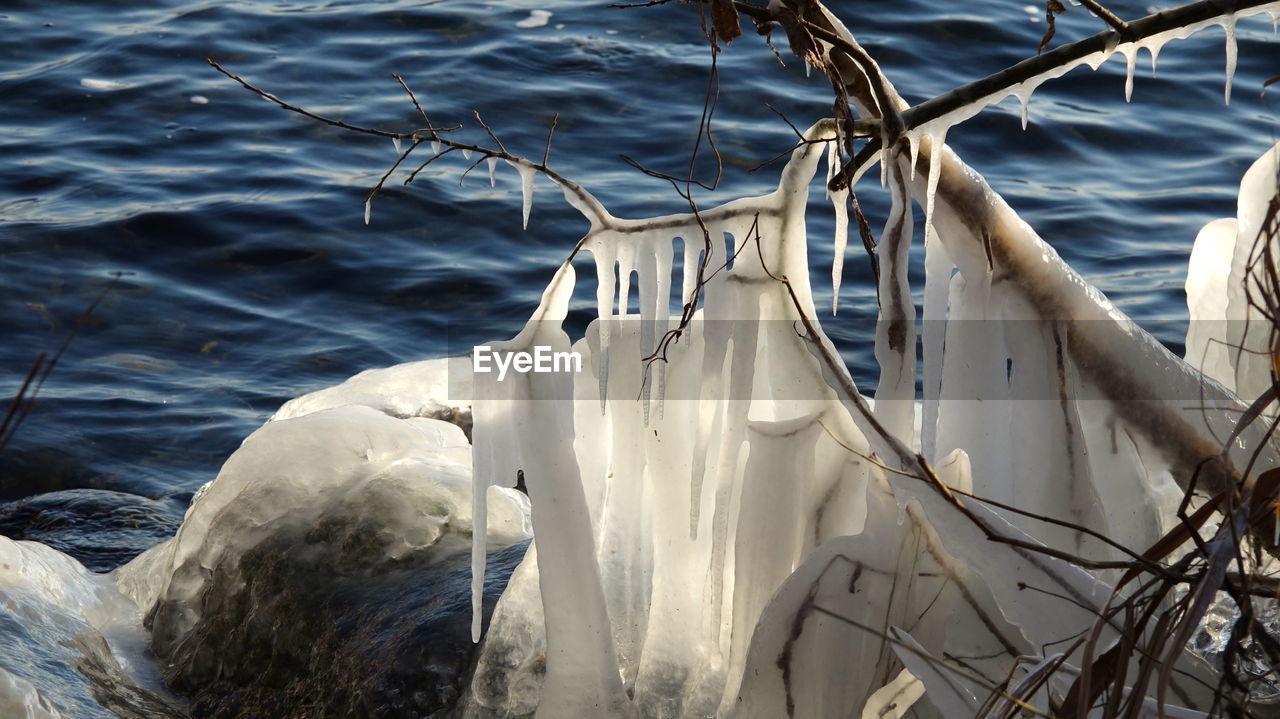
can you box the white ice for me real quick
[0,537,178,716]
[515,10,552,29]
[453,14,1280,712]
[79,78,128,91]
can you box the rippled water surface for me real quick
[2,0,1278,510]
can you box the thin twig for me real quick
[207,59,458,139]
[1077,0,1132,37]
[473,110,508,155]
[391,72,433,129]
[542,112,559,168]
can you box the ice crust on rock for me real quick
[111,356,528,710]
[109,358,526,716]
[119,403,528,632]
[272,355,473,433]
[0,537,180,718]
[0,355,504,718]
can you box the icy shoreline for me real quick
[1,356,525,718]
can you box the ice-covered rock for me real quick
[115,370,528,716]
[273,355,474,437]
[0,536,182,718]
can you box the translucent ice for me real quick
[0,537,179,718]
[516,10,552,29]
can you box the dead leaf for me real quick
[1039,0,1066,54]
[772,6,819,68]
[710,0,741,45]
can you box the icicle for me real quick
[1144,36,1164,74]
[656,360,667,418]
[1016,86,1031,130]
[873,158,917,442]
[637,242,660,426]
[650,238,673,414]
[521,167,535,228]
[594,245,618,413]
[922,230,951,462]
[831,188,849,315]
[879,124,890,188]
[617,246,635,318]
[923,126,949,243]
[486,156,498,188]
[827,139,849,314]
[1086,45,1114,71]
[1222,14,1237,105]
[506,160,537,229]
[392,136,402,154]
[432,139,442,155]
[463,148,473,160]
[906,131,921,181]
[680,237,699,316]
[824,140,837,199]
[363,199,371,225]
[1122,46,1137,102]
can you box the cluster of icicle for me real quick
[459,10,1280,719]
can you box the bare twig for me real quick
[207,59,459,139]
[473,111,508,155]
[0,274,123,457]
[541,113,559,168]
[391,72,433,129]
[1077,0,1132,37]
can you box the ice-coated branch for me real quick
[207,58,461,140]
[1076,0,1132,38]
[737,0,1280,191]
[206,59,620,235]
[898,0,1275,131]
[756,0,1280,510]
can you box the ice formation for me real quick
[458,9,1280,711]
[79,78,129,91]
[515,10,553,30]
[458,107,1280,716]
[1189,142,1280,400]
[508,159,538,230]
[271,355,473,428]
[7,5,1278,718]
[882,1,1280,218]
[0,536,179,718]
[117,359,525,649]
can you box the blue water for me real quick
[1,0,1277,511]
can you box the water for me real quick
[1,0,1277,542]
